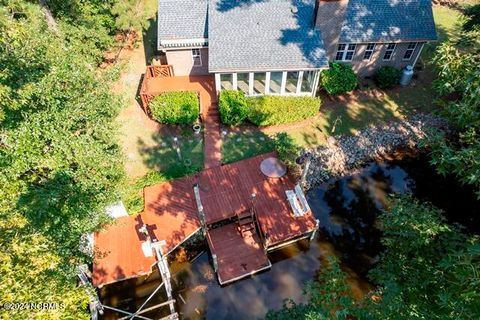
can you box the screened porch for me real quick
[215,70,321,97]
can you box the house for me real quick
[157,0,436,96]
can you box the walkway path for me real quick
[203,103,222,169]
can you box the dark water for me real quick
[100,154,479,320]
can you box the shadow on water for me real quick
[100,153,479,319]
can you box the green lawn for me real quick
[285,94,403,148]
[422,6,463,60]
[222,130,275,164]
[138,133,204,172]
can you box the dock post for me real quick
[193,184,207,235]
[310,219,320,241]
[212,254,218,272]
[300,158,311,189]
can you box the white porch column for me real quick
[296,71,304,95]
[215,73,221,92]
[248,72,254,96]
[265,72,271,94]
[312,71,321,97]
[280,71,287,95]
[232,73,238,90]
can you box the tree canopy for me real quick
[428,30,480,197]
[267,196,480,320]
[0,1,127,318]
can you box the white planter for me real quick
[193,124,201,134]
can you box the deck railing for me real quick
[139,65,174,110]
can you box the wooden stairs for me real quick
[236,209,257,237]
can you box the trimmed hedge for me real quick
[320,62,357,95]
[247,95,320,126]
[218,90,249,125]
[374,66,401,89]
[150,91,199,125]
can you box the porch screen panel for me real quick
[220,74,233,90]
[285,72,299,94]
[237,73,249,94]
[269,72,283,94]
[301,71,316,93]
[253,73,266,94]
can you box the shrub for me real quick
[273,133,301,165]
[273,132,302,179]
[374,66,402,89]
[247,96,320,126]
[463,4,480,32]
[320,62,357,95]
[149,91,199,125]
[218,90,249,125]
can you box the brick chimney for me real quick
[314,0,350,59]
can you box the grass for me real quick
[422,6,463,60]
[284,93,403,148]
[222,130,275,164]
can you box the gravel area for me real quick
[303,113,450,188]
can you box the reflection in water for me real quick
[100,154,479,320]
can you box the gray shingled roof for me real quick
[339,0,437,43]
[208,0,328,72]
[157,0,208,45]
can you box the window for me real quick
[403,42,417,60]
[383,43,396,61]
[220,74,232,90]
[253,73,266,94]
[285,71,299,94]
[363,43,375,60]
[192,49,202,66]
[301,71,316,93]
[269,72,283,94]
[237,73,249,94]
[335,43,356,61]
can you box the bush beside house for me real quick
[218,90,249,125]
[149,91,199,125]
[374,66,401,89]
[247,96,320,126]
[320,62,357,95]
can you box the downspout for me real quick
[412,43,425,69]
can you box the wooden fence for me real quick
[139,65,174,110]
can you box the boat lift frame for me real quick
[78,224,178,320]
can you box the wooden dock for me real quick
[207,224,271,285]
[93,153,318,287]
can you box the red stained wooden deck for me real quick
[93,153,317,287]
[197,153,317,247]
[207,224,271,285]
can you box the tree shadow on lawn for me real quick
[142,14,158,66]
[220,126,275,164]
[137,124,204,174]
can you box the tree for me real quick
[0,1,124,318]
[266,256,358,320]
[364,196,480,319]
[111,0,148,39]
[428,38,480,198]
[267,196,480,319]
